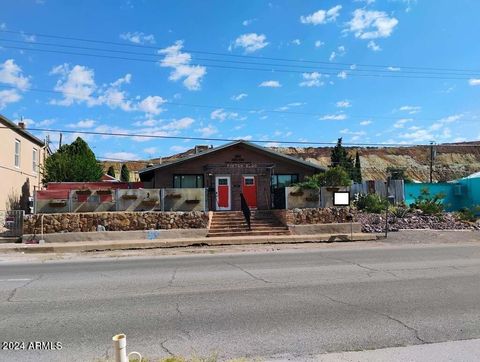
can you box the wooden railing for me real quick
[240,193,251,230]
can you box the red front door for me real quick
[242,176,257,208]
[216,176,231,210]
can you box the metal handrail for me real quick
[240,193,251,230]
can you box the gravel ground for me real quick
[357,210,480,233]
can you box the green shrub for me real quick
[410,188,445,215]
[295,166,351,190]
[354,193,388,214]
[455,206,480,222]
[390,206,409,218]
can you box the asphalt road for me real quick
[2,242,480,361]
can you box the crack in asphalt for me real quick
[6,274,43,303]
[168,268,178,287]
[160,339,174,356]
[224,261,272,283]
[321,254,399,278]
[175,302,192,340]
[318,291,427,344]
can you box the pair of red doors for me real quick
[216,175,257,210]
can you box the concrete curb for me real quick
[0,233,377,254]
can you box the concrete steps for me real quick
[207,210,290,237]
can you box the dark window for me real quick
[271,174,299,189]
[218,178,228,185]
[173,174,204,188]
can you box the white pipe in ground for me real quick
[112,334,127,362]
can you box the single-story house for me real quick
[139,140,325,211]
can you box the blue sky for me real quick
[1,0,480,161]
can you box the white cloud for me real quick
[320,114,347,121]
[259,80,281,88]
[170,145,189,153]
[20,32,36,43]
[345,9,399,39]
[0,89,21,109]
[158,41,207,91]
[315,40,325,48]
[265,142,281,147]
[291,39,301,45]
[104,152,139,161]
[0,23,6,30]
[211,108,239,121]
[367,40,381,51]
[233,33,269,53]
[299,72,324,87]
[398,105,421,114]
[137,95,166,115]
[196,124,218,137]
[161,117,194,131]
[329,45,346,62]
[144,147,157,155]
[231,93,248,101]
[336,100,351,108]
[300,5,342,25]
[340,128,366,137]
[68,119,96,129]
[360,120,372,126]
[398,114,463,142]
[120,32,155,44]
[98,74,134,112]
[0,59,30,90]
[469,79,480,86]
[242,18,256,26]
[387,66,401,71]
[393,118,413,128]
[50,64,98,106]
[337,71,348,79]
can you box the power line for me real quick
[1,125,479,147]
[2,28,480,74]
[2,44,476,81]
[0,84,476,123]
[3,37,480,78]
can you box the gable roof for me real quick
[0,114,46,147]
[139,140,326,174]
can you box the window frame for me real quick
[270,174,299,189]
[173,174,204,188]
[14,139,21,168]
[32,147,38,173]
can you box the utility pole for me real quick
[429,141,436,183]
[59,133,63,148]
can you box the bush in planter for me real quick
[354,193,388,214]
[295,166,351,190]
[410,188,445,215]
[455,206,480,222]
[390,206,409,218]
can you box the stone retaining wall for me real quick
[24,211,209,234]
[273,208,354,225]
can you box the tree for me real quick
[42,137,103,184]
[107,165,116,178]
[353,151,362,183]
[120,164,130,182]
[295,166,351,190]
[330,138,355,180]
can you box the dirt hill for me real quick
[101,141,480,183]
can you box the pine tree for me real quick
[120,164,130,182]
[353,151,362,183]
[42,137,103,184]
[107,166,116,178]
[330,138,355,180]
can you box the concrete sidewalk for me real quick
[308,338,480,362]
[0,232,375,253]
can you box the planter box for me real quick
[75,190,92,195]
[141,199,158,206]
[96,189,112,195]
[290,191,304,196]
[121,194,138,200]
[305,196,319,202]
[49,200,67,207]
[185,199,200,204]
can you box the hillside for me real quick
[101,141,480,183]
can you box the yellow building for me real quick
[0,114,49,211]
